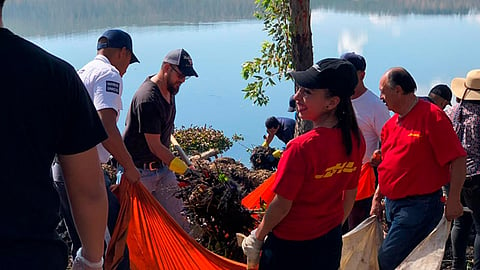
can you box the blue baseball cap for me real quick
[340,52,366,71]
[97,29,139,64]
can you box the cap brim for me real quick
[289,68,321,89]
[130,52,139,64]
[181,66,198,77]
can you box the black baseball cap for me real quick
[163,48,198,77]
[430,84,452,105]
[289,58,358,98]
[97,29,139,64]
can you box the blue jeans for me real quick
[123,166,190,232]
[259,225,342,270]
[378,190,443,270]
[451,176,480,270]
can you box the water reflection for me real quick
[4,0,480,37]
[4,2,480,166]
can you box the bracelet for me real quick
[75,247,104,269]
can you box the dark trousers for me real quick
[451,175,480,270]
[52,162,130,269]
[259,225,342,270]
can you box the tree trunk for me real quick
[289,0,313,136]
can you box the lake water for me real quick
[5,6,480,167]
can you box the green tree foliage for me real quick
[241,0,293,106]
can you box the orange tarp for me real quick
[106,177,247,270]
[355,163,376,201]
[241,172,276,211]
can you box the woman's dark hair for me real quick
[327,89,361,156]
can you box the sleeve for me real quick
[92,72,123,113]
[272,141,306,201]
[429,110,466,166]
[57,68,107,155]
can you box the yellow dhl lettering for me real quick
[314,162,357,179]
[407,132,421,138]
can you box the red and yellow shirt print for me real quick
[378,99,467,200]
[271,127,365,241]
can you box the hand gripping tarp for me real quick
[340,215,451,270]
[105,177,247,270]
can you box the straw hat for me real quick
[451,69,480,100]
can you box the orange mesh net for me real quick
[106,177,247,270]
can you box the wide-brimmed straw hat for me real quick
[451,69,480,101]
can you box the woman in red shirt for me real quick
[242,58,366,270]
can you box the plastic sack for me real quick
[341,216,383,270]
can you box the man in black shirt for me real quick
[0,1,108,269]
[123,48,198,231]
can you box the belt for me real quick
[135,161,164,171]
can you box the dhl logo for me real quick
[315,162,357,179]
[407,132,421,138]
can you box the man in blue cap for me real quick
[52,29,140,269]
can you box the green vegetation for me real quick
[241,0,293,106]
[173,125,243,156]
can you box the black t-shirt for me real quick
[0,28,107,242]
[123,77,176,165]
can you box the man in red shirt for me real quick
[371,67,466,270]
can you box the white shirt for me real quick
[78,55,123,163]
[352,89,391,164]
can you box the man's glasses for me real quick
[171,65,190,80]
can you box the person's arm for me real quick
[342,188,357,224]
[255,194,292,240]
[98,108,140,183]
[263,127,279,147]
[144,133,176,165]
[370,186,385,221]
[445,156,466,221]
[144,133,188,174]
[59,148,107,265]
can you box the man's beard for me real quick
[167,81,180,95]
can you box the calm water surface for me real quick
[8,9,480,166]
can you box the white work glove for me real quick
[72,247,103,270]
[241,229,264,269]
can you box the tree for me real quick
[241,0,314,136]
